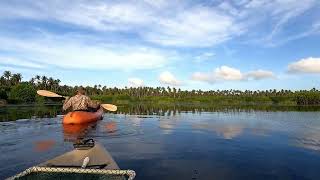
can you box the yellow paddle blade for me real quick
[101,104,117,112]
[37,90,64,98]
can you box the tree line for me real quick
[0,70,320,105]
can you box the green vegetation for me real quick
[1,70,320,106]
[8,83,36,103]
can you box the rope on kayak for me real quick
[7,166,136,180]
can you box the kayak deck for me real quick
[39,143,119,169]
[7,142,135,180]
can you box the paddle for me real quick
[36,90,117,112]
[37,90,67,98]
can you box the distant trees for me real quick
[0,87,7,100]
[0,71,22,86]
[8,83,36,103]
[0,70,320,105]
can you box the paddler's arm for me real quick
[62,96,72,111]
[87,97,101,109]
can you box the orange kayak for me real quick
[63,108,104,124]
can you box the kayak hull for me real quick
[63,108,104,124]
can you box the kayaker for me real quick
[63,87,100,112]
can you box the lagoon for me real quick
[1,106,320,179]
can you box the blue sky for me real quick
[0,0,320,90]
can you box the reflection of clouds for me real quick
[159,121,174,135]
[286,116,320,152]
[129,116,143,127]
[250,128,269,137]
[193,123,243,139]
[295,131,320,151]
[159,116,181,135]
[217,126,243,139]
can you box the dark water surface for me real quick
[1,106,320,179]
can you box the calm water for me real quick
[1,106,320,179]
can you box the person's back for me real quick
[63,88,100,111]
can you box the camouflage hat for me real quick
[76,87,86,94]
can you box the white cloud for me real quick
[288,57,320,74]
[144,6,245,47]
[192,66,275,84]
[0,1,153,31]
[128,78,144,87]
[194,52,215,63]
[192,66,245,83]
[0,34,170,70]
[159,71,182,86]
[0,57,45,69]
[0,1,243,47]
[0,0,317,47]
[214,66,245,81]
[246,70,276,80]
[242,0,317,45]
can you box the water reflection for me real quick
[104,121,118,133]
[117,104,320,116]
[159,116,180,135]
[295,131,320,151]
[193,123,244,139]
[33,139,56,152]
[2,106,320,179]
[2,104,320,122]
[0,105,62,121]
[62,122,97,142]
[62,120,120,142]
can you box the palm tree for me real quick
[3,71,11,81]
[29,77,35,85]
[3,71,11,86]
[0,76,6,86]
[11,73,22,85]
[48,77,55,90]
[41,76,48,89]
